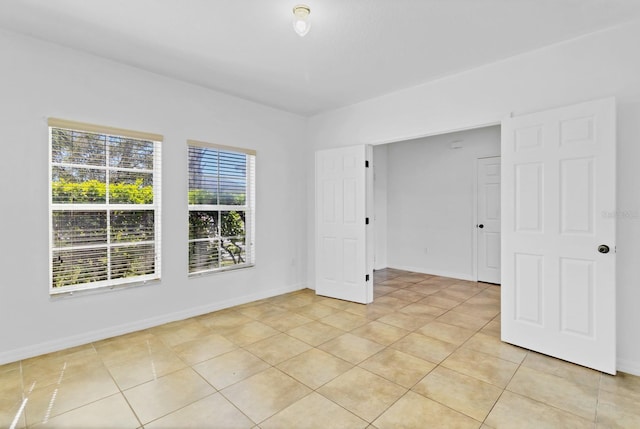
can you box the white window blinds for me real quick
[187,140,255,275]
[48,118,162,294]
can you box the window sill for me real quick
[188,263,255,278]
[49,277,161,300]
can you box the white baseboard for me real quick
[0,283,306,365]
[386,265,474,282]
[617,358,640,376]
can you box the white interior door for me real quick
[501,97,616,374]
[315,145,373,304]
[477,157,501,284]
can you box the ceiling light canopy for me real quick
[293,5,311,37]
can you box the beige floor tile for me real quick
[105,348,187,390]
[465,296,500,308]
[597,389,640,429]
[391,332,457,364]
[375,285,401,297]
[600,371,640,401]
[277,348,353,389]
[413,366,502,421]
[376,312,433,331]
[462,332,527,363]
[417,321,475,346]
[197,311,254,331]
[95,337,169,367]
[260,392,368,429]
[378,278,411,287]
[193,349,270,390]
[287,321,344,346]
[374,295,412,310]
[221,367,311,424]
[0,368,23,400]
[479,320,501,338]
[522,351,601,388]
[373,391,480,429]
[506,366,598,420]
[385,288,428,303]
[145,393,254,429]
[32,393,139,428]
[321,311,369,331]
[479,284,501,297]
[319,297,355,310]
[389,287,427,302]
[367,303,399,319]
[430,288,471,301]
[123,367,215,424]
[245,333,311,365]
[451,302,500,320]
[340,301,369,313]
[0,361,20,373]
[343,303,394,320]
[319,333,385,364]
[220,321,280,346]
[0,396,27,429]
[274,292,312,305]
[436,311,490,331]
[360,349,435,388]
[399,303,447,317]
[419,294,463,310]
[22,354,106,392]
[451,280,487,289]
[485,391,594,429]
[393,275,425,284]
[261,312,314,331]
[436,287,479,301]
[295,303,340,320]
[172,333,237,365]
[25,366,120,426]
[441,348,518,388]
[149,319,211,347]
[351,321,410,346]
[236,303,288,320]
[405,283,445,295]
[318,367,406,422]
[22,344,97,369]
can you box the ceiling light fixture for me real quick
[292,5,311,37]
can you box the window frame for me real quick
[48,118,162,295]
[187,140,256,276]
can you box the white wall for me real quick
[373,145,388,270]
[308,20,640,375]
[384,127,500,279]
[0,29,308,364]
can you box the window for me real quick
[188,141,255,274]
[49,118,162,294]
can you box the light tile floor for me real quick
[1,269,639,428]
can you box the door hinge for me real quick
[365,217,370,225]
[365,160,369,168]
[365,274,370,282]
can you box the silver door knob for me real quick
[598,245,610,254]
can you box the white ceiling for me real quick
[1,0,639,116]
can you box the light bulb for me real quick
[292,5,311,37]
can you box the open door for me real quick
[315,145,373,304]
[477,156,501,284]
[501,97,616,374]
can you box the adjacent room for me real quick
[1,1,640,428]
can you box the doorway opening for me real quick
[372,125,501,284]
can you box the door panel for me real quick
[315,145,373,304]
[477,157,501,284]
[502,97,616,374]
